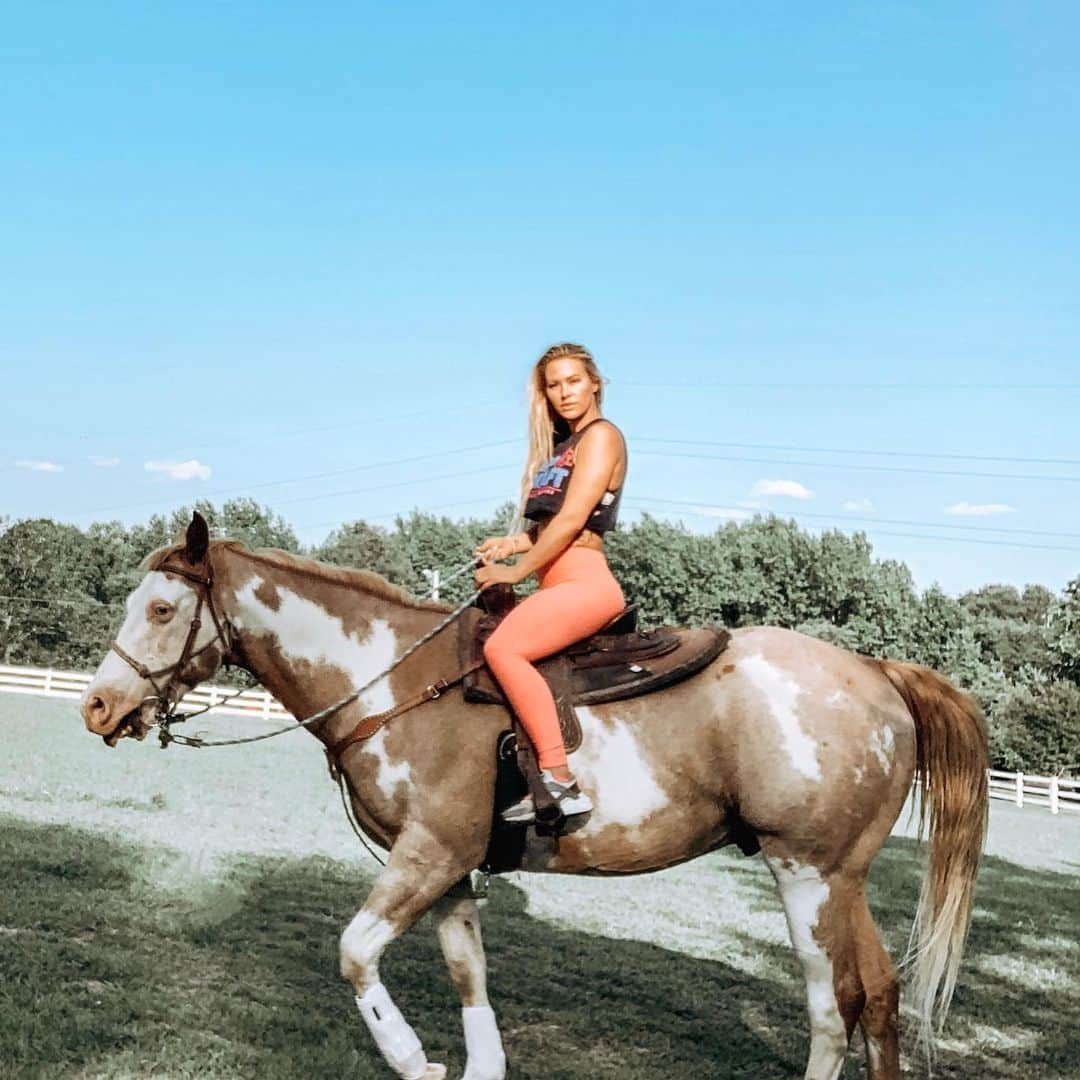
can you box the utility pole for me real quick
[421,568,440,600]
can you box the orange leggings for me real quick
[482,545,625,770]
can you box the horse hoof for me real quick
[421,1065,446,1079]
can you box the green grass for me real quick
[2,695,1078,1078]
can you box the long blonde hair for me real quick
[517,343,606,518]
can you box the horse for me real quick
[80,512,988,1080]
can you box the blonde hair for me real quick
[517,343,606,518]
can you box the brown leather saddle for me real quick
[458,584,729,753]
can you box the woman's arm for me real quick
[474,530,534,563]
[511,423,623,579]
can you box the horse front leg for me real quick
[432,886,507,1080]
[341,833,476,1080]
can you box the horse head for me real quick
[80,511,234,746]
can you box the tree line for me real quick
[2,497,1078,776]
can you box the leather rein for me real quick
[110,556,484,757]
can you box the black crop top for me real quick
[522,418,624,533]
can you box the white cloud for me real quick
[90,455,120,468]
[144,459,212,481]
[16,459,63,473]
[945,501,1017,517]
[699,506,754,521]
[751,478,814,500]
[843,498,875,513]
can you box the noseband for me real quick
[110,559,235,729]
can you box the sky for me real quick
[2,2,1078,597]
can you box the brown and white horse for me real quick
[80,515,988,1080]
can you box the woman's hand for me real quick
[474,535,517,564]
[475,561,523,591]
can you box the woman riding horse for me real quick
[473,342,627,823]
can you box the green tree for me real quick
[0,519,113,667]
[314,520,412,584]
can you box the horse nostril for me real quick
[82,693,112,730]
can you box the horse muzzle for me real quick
[81,688,155,747]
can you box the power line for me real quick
[621,381,1080,391]
[628,495,1080,541]
[622,499,1080,554]
[71,439,520,517]
[634,436,1080,468]
[634,449,1080,484]
[270,463,517,508]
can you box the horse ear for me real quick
[184,511,210,565]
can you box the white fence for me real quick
[3,664,1080,814]
[0,663,291,722]
[988,768,1080,816]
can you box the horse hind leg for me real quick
[765,852,866,1080]
[432,887,507,1080]
[852,894,900,1080]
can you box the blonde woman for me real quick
[475,343,627,823]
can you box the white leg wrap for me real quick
[355,983,429,1079]
[462,1005,507,1080]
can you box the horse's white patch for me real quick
[571,707,669,828]
[740,654,822,781]
[766,857,847,1077]
[340,908,397,986]
[234,580,398,712]
[825,689,851,709]
[90,571,213,693]
[868,727,894,773]
[362,727,412,799]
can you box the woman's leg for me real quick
[483,568,623,772]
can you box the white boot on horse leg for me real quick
[342,907,447,1079]
[433,892,507,1080]
[766,854,863,1080]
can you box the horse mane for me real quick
[142,539,453,614]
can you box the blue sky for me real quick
[2,2,1078,596]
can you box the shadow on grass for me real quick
[0,815,1077,1079]
[721,836,1080,1078]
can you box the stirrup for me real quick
[501,793,536,825]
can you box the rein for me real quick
[113,553,488,868]
[130,558,485,751]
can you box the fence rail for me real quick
[0,663,291,722]
[988,768,1080,815]
[3,665,1079,813]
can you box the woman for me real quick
[474,342,627,824]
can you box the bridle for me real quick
[109,558,238,733]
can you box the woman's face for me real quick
[544,357,598,422]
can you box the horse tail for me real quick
[874,658,989,1054]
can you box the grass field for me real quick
[1,695,1078,1078]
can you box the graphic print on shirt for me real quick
[529,446,576,498]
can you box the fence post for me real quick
[1015,772,1024,808]
[43,669,54,695]
[1050,776,1060,815]
[262,691,272,720]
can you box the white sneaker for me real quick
[500,771,593,825]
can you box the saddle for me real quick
[464,584,730,870]
[459,584,728,752]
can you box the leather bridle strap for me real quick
[325,657,486,771]
[109,560,234,694]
